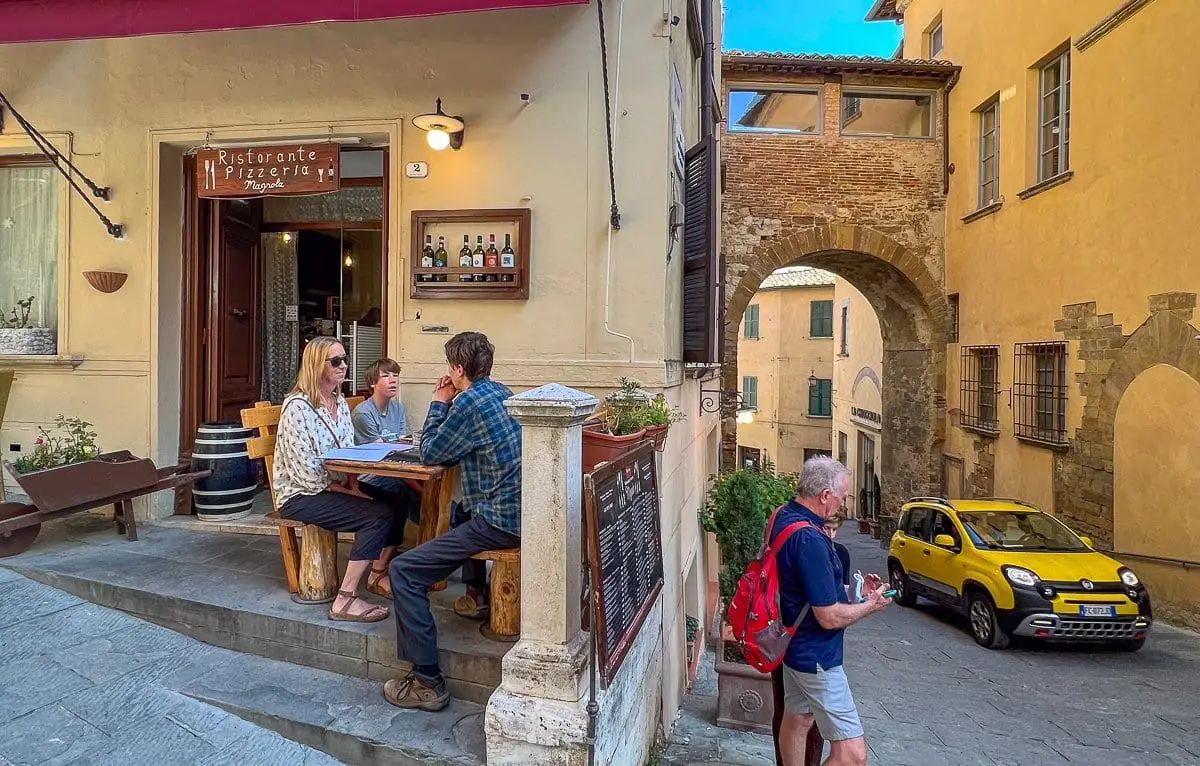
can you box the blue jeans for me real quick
[389,515,520,667]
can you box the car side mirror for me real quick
[1079,535,1094,549]
[934,534,957,549]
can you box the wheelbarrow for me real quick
[0,450,211,557]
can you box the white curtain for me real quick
[0,165,58,331]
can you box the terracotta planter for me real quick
[715,638,775,734]
[857,519,871,535]
[582,425,647,474]
[644,424,668,452]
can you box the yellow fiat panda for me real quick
[887,497,1152,650]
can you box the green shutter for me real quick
[810,300,833,337]
[809,379,832,417]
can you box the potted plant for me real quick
[0,296,56,356]
[641,393,685,452]
[12,415,100,474]
[582,378,651,473]
[698,464,797,734]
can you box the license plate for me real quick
[1080,605,1115,618]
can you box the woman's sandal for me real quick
[366,567,392,598]
[329,590,389,623]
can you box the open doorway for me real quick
[176,147,387,514]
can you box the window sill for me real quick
[961,200,1003,224]
[1017,171,1074,201]
[0,353,85,369]
[810,335,834,340]
[1014,435,1071,453]
[807,414,833,420]
[960,423,1000,439]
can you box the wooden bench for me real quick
[470,547,521,641]
[241,397,364,603]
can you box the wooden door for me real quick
[206,199,262,422]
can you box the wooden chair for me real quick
[470,547,521,641]
[241,396,364,603]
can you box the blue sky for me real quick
[722,0,902,57]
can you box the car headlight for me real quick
[1004,566,1038,588]
[1119,568,1140,587]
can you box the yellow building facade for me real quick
[735,267,835,474]
[832,279,884,521]
[874,0,1200,627]
[0,0,725,720]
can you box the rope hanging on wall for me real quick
[596,0,621,231]
[0,91,124,238]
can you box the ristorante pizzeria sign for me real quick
[195,142,339,198]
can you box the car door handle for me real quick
[897,540,905,547]
[922,550,930,556]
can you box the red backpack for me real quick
[725,506,812,673]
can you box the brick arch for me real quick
[1053,294,1200,545]
[721,223,949,516]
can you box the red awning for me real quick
[0,0,588,44]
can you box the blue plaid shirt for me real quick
[419,377,522,535]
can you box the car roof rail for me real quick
[977,496,1039,509]
[905,496,957,510]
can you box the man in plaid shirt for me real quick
[383,332,521,712]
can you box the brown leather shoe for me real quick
[382,673,450,712]
[453,587,489,620]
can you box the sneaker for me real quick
[453,587,490,620]
[382,673,450,712]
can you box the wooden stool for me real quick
[470,548,521,642]
[271,514,338,604]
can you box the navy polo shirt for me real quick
[770,500,848,673]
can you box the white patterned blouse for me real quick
[272,392,355,507]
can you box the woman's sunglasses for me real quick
[327,355,347,368]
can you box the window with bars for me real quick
[809,379,832,417]
[742,375,758,409]
[1038,50,1071,181]
[837,431,848,465]
[978,100,999,206]
[839,301,849,355]
[948,293,960,343]
[810,300,833,337]
[743,304,760,339]
[960,346,999,433]
[1014,342,1068,445]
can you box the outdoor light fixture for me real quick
[413,98,465,151]
[699,385,756,423]
[808,371,818,389]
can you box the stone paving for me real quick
[664,530,1200,766]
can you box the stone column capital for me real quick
[504,383,599,428]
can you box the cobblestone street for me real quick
[667,530,1200,766]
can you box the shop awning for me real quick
[0,0,589,44]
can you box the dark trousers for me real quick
[359,479,422,528]
[389,515,520,668]
[280,490,407,562]
[772,667,825,766]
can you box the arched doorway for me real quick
[723,223,949,516]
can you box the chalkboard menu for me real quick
[583,441,664,686]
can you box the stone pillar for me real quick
[485,383,599,766]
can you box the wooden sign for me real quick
[195,142,339,198]
[584,441,664,687]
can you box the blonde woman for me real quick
[273,336,405,622]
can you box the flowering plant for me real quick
[12,415,100,474]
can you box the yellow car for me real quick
[887,497,1152,650]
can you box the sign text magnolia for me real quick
[195,142,340,198]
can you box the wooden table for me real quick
[324,458,459,590]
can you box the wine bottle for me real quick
[473,235,485,283]
[459,235,473,283]
[485,234,500,282]
[420,234,434,283]
[500,233,516,282]
[434,236,448,282]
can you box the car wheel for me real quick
[967,593,1009,649]
[1118,637,1146,652]
[888,563,917,607]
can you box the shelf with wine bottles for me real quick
[410,208,531,300]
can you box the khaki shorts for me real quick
[780,664,865,741]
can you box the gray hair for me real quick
[795,456,852,498]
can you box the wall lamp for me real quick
[699,386,756,424]
[413,98,465,151]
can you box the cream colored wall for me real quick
[832,279,883,517]
[736,284,835,474]
[902,0,1200,514]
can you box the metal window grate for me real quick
[1014,342,1068,445]
[960,346,999,433]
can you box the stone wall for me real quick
[721,69,952,513]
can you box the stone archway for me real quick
[722,223,950,516]
[1054,293,1200,546]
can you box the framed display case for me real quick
[410,208,531,300]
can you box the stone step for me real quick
[4,517,509,706]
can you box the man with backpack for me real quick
[768,456,891,766]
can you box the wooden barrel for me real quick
[192,422,257,521]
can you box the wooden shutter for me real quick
[682,136,719,363]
